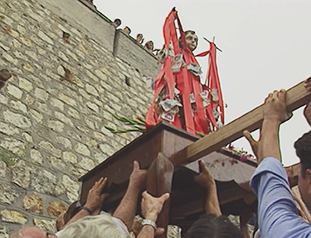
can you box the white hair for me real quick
[58,214,129,238]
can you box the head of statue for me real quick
[184,30,198,52]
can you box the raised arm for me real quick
[194,160,222,216]
[137,191,170,238]
[113,161,147,231]
[248,90,311,238]
[258,90,291,163]
[65,177,109,227]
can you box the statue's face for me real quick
[185,32,198,52]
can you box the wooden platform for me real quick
[79,122,258,229]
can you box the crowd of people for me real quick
[111,18,157,55]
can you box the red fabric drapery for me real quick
[145,9,224,135]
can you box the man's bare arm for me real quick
[194,160,222,216]
[65,177,108,227]
[113,161,146,230]
[137,191,170,238]
[258,90,291,163]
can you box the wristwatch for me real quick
[141,219,157,230]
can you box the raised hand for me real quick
[263,90,291,124]
[194,160,215,188]
[243,130,259,159]
[141,191,170,222]
[85,177,109,213]
[304,77,311,91]
[129,161,147,190]
[194,160,221,216]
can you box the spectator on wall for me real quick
[144,41,154,53]
[136,33,144,44]
[123,26,131,35]
[112,18,121,28]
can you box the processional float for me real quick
[76,8,310,237]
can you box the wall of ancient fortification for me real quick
[0,0,160,235]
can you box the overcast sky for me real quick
[95,0,311,166]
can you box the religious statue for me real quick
[145,8,224,136]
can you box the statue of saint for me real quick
[146,9,223,136]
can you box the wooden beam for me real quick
[172,80,311,165]
[147,153,174,238]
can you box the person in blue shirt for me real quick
[243,78,311,238]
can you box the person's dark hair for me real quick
[294,130,311,178]
[113,18,121,27]
[185,214,243,238]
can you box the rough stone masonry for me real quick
[0,0,161,235]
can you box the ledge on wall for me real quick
[113,29,161,78]
[38,0,160,78]
[78,0,111,23]
[77,0,160,78]
[78,0,160,77]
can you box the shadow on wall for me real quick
[0,69,12,89]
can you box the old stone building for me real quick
[0,0,161,235]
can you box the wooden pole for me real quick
[172,80,311,165]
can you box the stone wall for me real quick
[113,29,160,78]
[0,0,158,235]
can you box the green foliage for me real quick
[196,131,205,137]
[105,114,146,134]
[105,114,210,136]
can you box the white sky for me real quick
[95,0,311,166]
